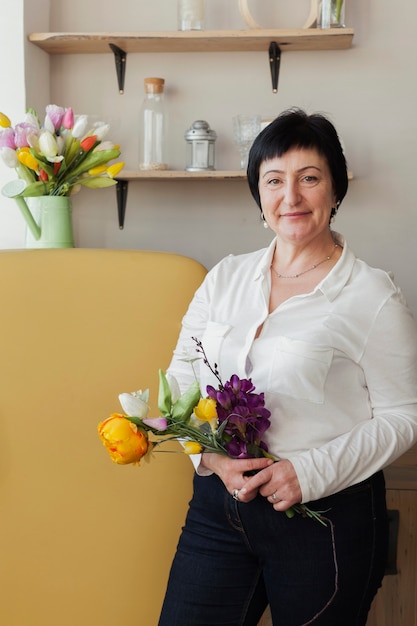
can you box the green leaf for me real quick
[16,164,37,185]
[21,181,51,196]
[68,148,120,179]
[171,381,201,422]
[158,369,172,416]
[63,135,80,167]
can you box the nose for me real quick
[283,180,300,206]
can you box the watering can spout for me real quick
[1,180,41,240]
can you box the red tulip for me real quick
[80,135,97,152]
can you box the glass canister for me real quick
[177,0,205,31]
[317,0,345,28]
[139,77,168,171]
[185,120,216,171]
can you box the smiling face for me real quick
[259,147,337,247]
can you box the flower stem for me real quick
[288,504,328,526]
[335,0,343,23]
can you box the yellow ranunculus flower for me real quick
[0,112,11,128]
[194,397,218,422]
[183,441,203,455]
[98,413,151,465]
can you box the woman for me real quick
[158,109,417,626]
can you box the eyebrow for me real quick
[261,165,322,179]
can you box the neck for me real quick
[271,236,339,280]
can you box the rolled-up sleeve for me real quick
[291,288,417,503]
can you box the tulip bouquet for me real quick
[98,338,327,525]
[0,105,124,197]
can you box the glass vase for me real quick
[317,0,345,28]
[178,0,205,31]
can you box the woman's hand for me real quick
[239,459,302,511]
[200,452,274,500]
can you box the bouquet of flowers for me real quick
[98,338,326,525]
[0,105,124,197]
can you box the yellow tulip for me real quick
[98,413,151,465]
[183,441,203,455]
[17,149,39,172]
[88,164,107,176]
[193,397,218,432]
[0,112,11,128]
[194,397,218,422]
[106,161,125,178]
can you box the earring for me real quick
[261,212,269,229]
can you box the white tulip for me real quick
[0,146,18,168]
[119,390,150,418]
[166,374,181,403]
[38,130,58,157]
[72,115,89,139]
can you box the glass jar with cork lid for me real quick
[139,77,168,171]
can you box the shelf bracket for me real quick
[109,43,127,94]
[268,42,281,94]
[116,179,129,229]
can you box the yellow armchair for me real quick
[0,248,207,626]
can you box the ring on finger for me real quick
[232,488,240,501]
[271,492,279,502]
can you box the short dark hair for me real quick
[247,108,348,211]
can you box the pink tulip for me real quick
[14,122,37,148]
[142,417,168,431]
[0,127,16,149]
[62,107,74,130]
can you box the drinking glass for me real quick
[233,114,262,170]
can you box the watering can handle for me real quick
[1,180,41,240]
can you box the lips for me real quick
[281,211,310,218]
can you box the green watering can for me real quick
[2,180,74,248]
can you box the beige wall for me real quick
[1,0,417,317]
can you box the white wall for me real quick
[1,0,417,317]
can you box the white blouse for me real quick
[167,233,417,503]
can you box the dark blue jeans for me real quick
[159,471,388,626]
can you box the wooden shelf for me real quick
[28,29,354,55]
[31,28,354,226]
[114,169,353,230]
[118,169,353,181]
[117,170,246,181]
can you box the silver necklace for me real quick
[271,244,339,279]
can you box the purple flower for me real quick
[207,375,271,459]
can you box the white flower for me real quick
[24,113,40,129]
[94,140,116,152]
[166,374,181,403]
[119,389,150,418]
[93,123,110,141]
[0,146,18,168]
[38,130,59,157]
[72,115,89,139]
